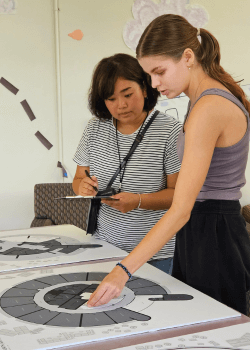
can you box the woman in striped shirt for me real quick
[73,53,181,275]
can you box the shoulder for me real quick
[87,116,112,132]
[189,95,228,126]
[192,91,237,118]
[154,110,182,131]
[186,96,225,139]
[88,116,109,126]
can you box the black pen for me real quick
[85,170,98,192]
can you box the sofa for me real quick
[30,183,90,230]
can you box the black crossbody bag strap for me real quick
[107,110,160,188]
[87,110,159,234]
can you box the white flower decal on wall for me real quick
[123,0,209,52]
[0,0,17,14]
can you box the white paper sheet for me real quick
[0,261,240,350]
[118,322,250,349]
[0,225,127,272]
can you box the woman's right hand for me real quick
[78,175,98,196]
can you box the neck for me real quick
[184,67,210,108]
[115,110,150,134]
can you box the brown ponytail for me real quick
[136,14,250,114]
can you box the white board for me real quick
[118,322,250,350]
[0,225,127,272]
[0,261,240,350]
[155,84,250,125]
[155,93,189,124]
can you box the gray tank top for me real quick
[177,88,250,201]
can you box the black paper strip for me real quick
[35,131,53,150]
[57,161,68,178]
[0,77,19,95]
[20,100,36,121]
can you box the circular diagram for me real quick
[0,272,189,327]
[0,234,102,261]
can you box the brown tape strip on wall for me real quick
[20,100,36,121]
[57,161,68,178]
[35,131,53,150]
[0,77,19,95]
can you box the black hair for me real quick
[88,53,160,119]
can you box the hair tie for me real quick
[197,28,202,44]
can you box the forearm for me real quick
[139,188,174,210]
[72,166,90,195]
[72,178,82,195]
[120,205,190,274]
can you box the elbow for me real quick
[180,211,191,227]
[170,202,192,227]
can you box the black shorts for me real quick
[172,199,250,315]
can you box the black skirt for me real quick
[172,199,250,315]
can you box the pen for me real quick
[85,170,98,192]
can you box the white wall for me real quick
[0,0,60,230]
[59,0,250,205]
[194,0,250,206]
[0,0,250,231]
[58,0,135,180]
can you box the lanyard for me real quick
[115,112,148,192]
[109,110,159,192]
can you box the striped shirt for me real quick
[73,109,182,260]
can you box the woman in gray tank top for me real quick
[87,14,250,315]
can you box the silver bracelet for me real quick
[137,193,141,209]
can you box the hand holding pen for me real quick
[85,170,98,192]
[78,169,98,196]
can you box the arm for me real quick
[73,119,99,196]
[88,98,224,306]
[139,172,178,209]
[102,120,181,212]
[101,172,178,212]
[72,165,98,196]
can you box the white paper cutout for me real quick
[123,0,209,52]
[0,0,17,14]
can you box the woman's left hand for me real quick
[87,265,129,307]
[101,192,140,213]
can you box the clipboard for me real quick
[54,195,119,200]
